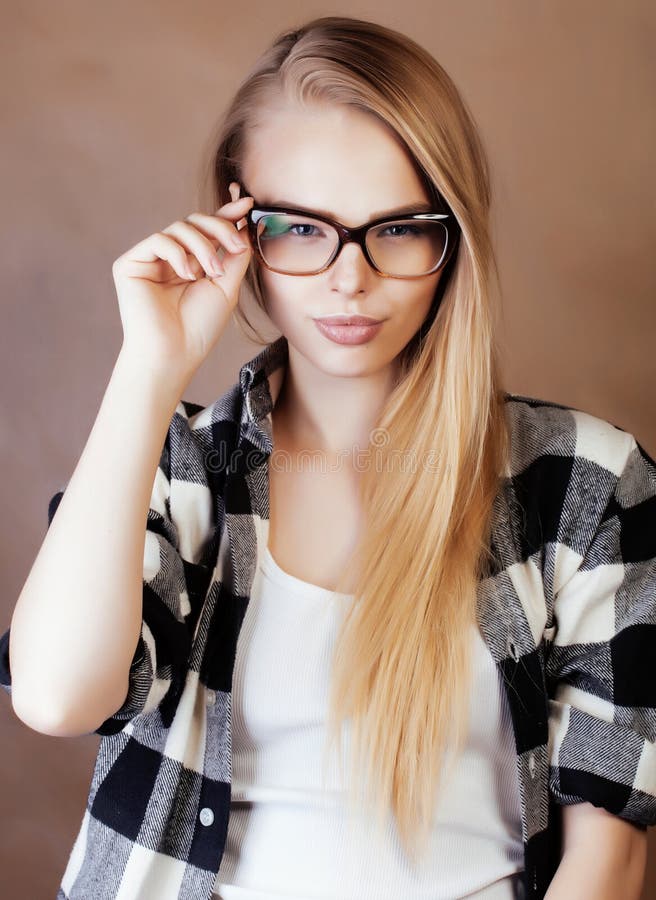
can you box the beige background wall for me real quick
[1,2,654,897]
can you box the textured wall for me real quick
[1,2,654,897]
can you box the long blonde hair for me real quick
[197,15,510,866]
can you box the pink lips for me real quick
[313,316,384,345]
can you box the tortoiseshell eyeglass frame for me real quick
[240,191,461,279]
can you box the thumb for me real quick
[214,180,253,300]
[213,228,252,304]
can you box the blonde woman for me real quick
[2,15,655,900]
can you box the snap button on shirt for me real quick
[506,636,519,661]
[200,807,215,827]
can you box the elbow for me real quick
[12,693,90,737]
[11,680,129,737]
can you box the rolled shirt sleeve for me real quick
[0,403,215,737]
[93,434,194,735]
[546,430,656,828]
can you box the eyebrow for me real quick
[260,198,435,223]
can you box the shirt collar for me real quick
[237,334,289,455]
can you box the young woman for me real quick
[2,15,654,900]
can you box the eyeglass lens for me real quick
[253,213,448,276]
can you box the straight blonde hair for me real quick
[197,15,511,867]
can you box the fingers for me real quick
[115,182,254,283]
[162,219,243,279]
[217,182,252,227]
[162,194,253,279]
[229,182,241,203]
[227,181,252,232]
[118,232,200,281]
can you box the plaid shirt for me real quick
[2,333,655,900]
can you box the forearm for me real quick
[544,841,647,900]
[9,348,184,734]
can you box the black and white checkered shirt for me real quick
[2,334,655,900]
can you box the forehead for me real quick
[241,101,430,225]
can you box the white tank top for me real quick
[212,545,524,900]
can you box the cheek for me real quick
[258,270,282,316]
[403,279,440,319]
[258,272,299,325]
[393,281,440,337]
[423,274,443,309]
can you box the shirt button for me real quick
[199,807,214,827]
[506,636,519,661]
[528,752,536,778]
[206,689,216,706]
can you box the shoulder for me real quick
[165,381,245,470]
[501,392,637,484]
[497,394,650,568]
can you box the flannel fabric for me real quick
[2,333,655,900]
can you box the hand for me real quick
[112,181,254,383]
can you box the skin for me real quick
[240,101,648,894]
[545,802,647,899]
[240,99,444,457]
[239,99,445,593]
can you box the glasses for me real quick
[243,200,460,279]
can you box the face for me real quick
[240,100,445,380]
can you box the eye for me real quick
[378,223,423,238]
[288,222,322,237]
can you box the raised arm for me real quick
[6,184,254,736]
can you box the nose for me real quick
[327,238,373,293]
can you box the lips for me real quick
[314,316,383,326]
[313,318,384,345]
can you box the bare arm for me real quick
[8,185,253,737]
[544,803,648,900]
[9,349,185,736]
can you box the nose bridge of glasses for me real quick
[330,223,382,275]
[333,222,373,258]
[333,217,365,233]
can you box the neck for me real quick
[272,344,398,456]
